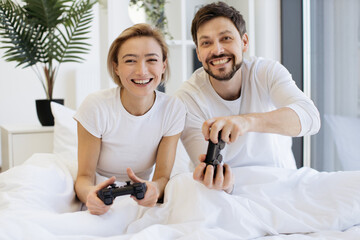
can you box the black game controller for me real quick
[204,131,226,169]
[97,181,147,205]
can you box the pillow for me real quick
[50,102,78,162]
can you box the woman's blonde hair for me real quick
[107,23,169,87]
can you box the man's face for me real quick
[196,17,248,81]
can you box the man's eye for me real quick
[201,41,210,46]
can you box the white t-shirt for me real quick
[74,87,186,181]
[176,57,320,169]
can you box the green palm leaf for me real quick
[0,0,97,99]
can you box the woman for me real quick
[74,23,185,215]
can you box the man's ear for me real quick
[196,48,202,62]
[242,33,249,53]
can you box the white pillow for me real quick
[50,102,78,162]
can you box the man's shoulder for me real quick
[243,56,284,74]
[176,68,208,96]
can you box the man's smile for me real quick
[210,58,231,66]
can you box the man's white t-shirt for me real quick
[176,57,320,169]
[74,87,186,181]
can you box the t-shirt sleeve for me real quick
[163,97,186,137]
[73,93,106,138]
[175,89,208,168]
[267,61,321,137]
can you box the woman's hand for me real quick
[86,176,116,215]
[127,168,159,207]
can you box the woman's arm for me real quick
[127,132,181,206]
[74,122,101,203]
[152,132,181,199]
[75,122,116,215]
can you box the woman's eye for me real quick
[148,58,158,62]
[125,59,135,63]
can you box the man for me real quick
[175,2,320,194]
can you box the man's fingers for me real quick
[202,119,215,140]
[198,154,206,163]
[203,165,215,187]
[223,164,234,191]
[221,125,232,143]
[193,162,206,181]
[213,165,224,189]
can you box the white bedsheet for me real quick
[0,153,360,240]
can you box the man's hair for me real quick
[107,23,169,87]
[191,1,247,46]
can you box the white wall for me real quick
[0,0,281,166]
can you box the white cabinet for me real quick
[1,125,54,172]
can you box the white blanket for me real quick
[1,153,360,240]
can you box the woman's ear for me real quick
[113,61,119,76]
[162,59,167,73]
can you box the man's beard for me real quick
[204,54,242,81]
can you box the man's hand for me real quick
[86,176,116,215]
[193,154,234,194]
[202,115,251,144]
[127,168,159,207]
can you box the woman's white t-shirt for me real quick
[74,87,186,181]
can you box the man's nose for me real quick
[212,41,224,55]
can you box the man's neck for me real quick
[209,69,242,101]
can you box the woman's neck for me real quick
[120,88,156,116]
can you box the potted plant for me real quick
[129,0,171,39]
[0,0,97,126]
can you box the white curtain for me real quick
[311,0,360,171]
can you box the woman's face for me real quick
[114,36,166,97]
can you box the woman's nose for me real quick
[135,61,148,75]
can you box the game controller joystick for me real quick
[97,181,147,205]
[204,131,226,169]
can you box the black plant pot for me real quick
[36,99,64,126]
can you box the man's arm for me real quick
[202,107,301,144]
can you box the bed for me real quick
[1,103,360,240]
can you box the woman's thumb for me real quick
[127,168,143,183]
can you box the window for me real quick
[309,0,360,171]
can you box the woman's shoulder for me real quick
[155,91,186,112]
[81,87,119,107]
